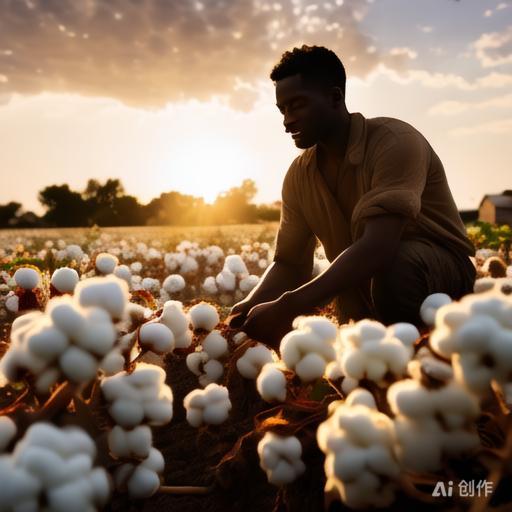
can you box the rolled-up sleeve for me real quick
[352,131,430,228]
[273,159,316,267]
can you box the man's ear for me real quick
[331,86,344,106]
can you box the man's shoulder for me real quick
[366,115,425,144]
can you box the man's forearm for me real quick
[243,260,312,306]
[286,236,398,312]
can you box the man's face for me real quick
[275,73,334,149]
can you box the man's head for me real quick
[270,45,347,149]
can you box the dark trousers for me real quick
[335,238,476,328]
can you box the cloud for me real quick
[473,25,512,68]
[0,0,412,111]
[428,93,512,115]
[417,25,433,33]
[450,118,512,136]
[389,47,417,60]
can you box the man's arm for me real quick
[282,213,408,313]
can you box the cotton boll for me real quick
[95,253,119,275]
[87,467,111,507]
[141,278,160,293]
[420,293,452,326]
[74,309,116,356]
[46,478,94,512]
[140,448,165,474]
[233,331,248,345]
[11,310,44,334]
[258,433,305,486]
[162,274,186,294]
[139,322,175,354]
[183,383,231,427]
[180,256,198,275]
[345,389,377,409]
[186,351,209,376]
[99,350,125,376]
[0,416,16,451]
[239,275,259,293]
[387,323,420,352]
[66,244,84,262]
[202,331,228,359]
[143,399,173,425]
[341,376,359,395]
[126,466,160,498]
[474,277,496,294]
[387,380,434,419]
[113,265,132,285]
[202,276,218,295]
[199,359,224,387]
[224,255,248,275]
[215,269,236,292]
[108,425,152,459]
[174,330,193,349]
[14,268,40,290]
[109,399,145,428]
[60,346,98,383]
[256,363,287,402]
[160,300,189,336]
[295,352,327,382]
[237,344,275,379]
[35,367,61,394]
[188,302,219,331]
[130,261,143,274]
[51,267,79,294]
[75,275,129,320]
[5,293,19,312]
[26,323,69,362]
[325,360,344,380]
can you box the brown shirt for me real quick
[274,111,475,269]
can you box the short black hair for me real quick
[269,45,346,96]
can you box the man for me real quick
[228,45,476,348]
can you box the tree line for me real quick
[0,178,281,228]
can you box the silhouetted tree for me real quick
[0,202,22,227]
[39,185,88,227]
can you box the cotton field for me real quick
[0,225,511,512]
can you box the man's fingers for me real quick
[226,312,246,328]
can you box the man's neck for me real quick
[316,110,351,164]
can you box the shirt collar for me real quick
[346,111,366,165]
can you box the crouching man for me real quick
[228,45,475,348]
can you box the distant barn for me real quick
[479,190,512,225]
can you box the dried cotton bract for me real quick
[183,383,232,427]
[257,433,305,486]
[317,397,400,509]
[280,316,337,382]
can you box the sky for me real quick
[0,0,510,214]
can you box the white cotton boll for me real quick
[14,268,40,290]
[87,467,111,506]
[126,466,160,498]
[95,253,118,275]
[141,277,160,293]
[101,373,136,401]
[109,399,145,428]
[75,275,129,320]
[224,255,248,275]
[99,350,125,376]
[109,425,152,459]
[387,323,420,351]
[35,367,61,394]
[46,478,95,512]
[128,363,165,387]
[341,320,387,348]
[474,277,496,294]
[180,256,198,275]
[186,351,209,376]
[345,388,377,409]
[50,267,79,293]
[0,416,16,451]
[340,350,366,380]
[294,316,338,342]
[174,330,193,349]
[215,269,236,292]
[258,433,305,486]
[325,360,344,380]
[239,275,259,293]
[257,363,287,402]
[160,300,189,335]
[74,310,116,357]
[11,310,43,333]
[237,344,275,379]
[162,274,186,294]
[341,377,359,395]
[183,383,231,427]
[233,331,248,345]
[199,359,224,387]
[140,448,165,474]
[26,323,69,362]
[188,302,219,331]
[0,459,41,507]
[60,346,98,383]
[130,261,143,274]
[5,293,19,312]
[420,293,452,326]
[66,244,84,261]
[113,265,132,285]
[144,399,173,425]
[202,331,228,359]
[139,322,175,354]
[295,352,327,382]
[202,276,218,295]
[47,296,86,338]
[387,380,434,419]
[453,352,493,394]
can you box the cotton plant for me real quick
[429,287,512,394]
[388,375,480,472]
[158,300,193,349]
[338,319,413,389]
[0,422,110,512]
[279,316,338,383]
[186,330,228,387]
[237,343,276,379]
[256,363,287,402]
[257,432,306,486]
[316,393,401,509]
[183,383,232,427]
[0,277,128,392]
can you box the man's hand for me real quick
[226,299,254,328]
[241,293,305,349]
